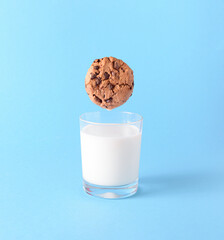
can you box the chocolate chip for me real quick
[113,61,120,70]
[97,59,100,63]
[105,97,112,103]
[104,72,110,80]
[90,73,96,79]
[95,72,100,75]
[121,67,125,72]
[94,95,102,103]
[94,66,99,70]
[108,83,115,90]
[96,77,101,86]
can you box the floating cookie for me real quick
[85,57,134,110]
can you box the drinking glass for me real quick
[80,111,143,199]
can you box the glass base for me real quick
[83,179,138,199]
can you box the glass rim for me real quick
[80,111,143,125]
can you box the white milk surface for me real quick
[81,124,142,186]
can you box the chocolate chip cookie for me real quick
[85,57,134,109]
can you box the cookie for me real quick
[85,57,134,110]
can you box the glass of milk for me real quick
[80,111,143,199]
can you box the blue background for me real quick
[0,0,224,239]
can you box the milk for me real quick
[80,124,142,186]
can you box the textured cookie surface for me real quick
[85,57,134,109]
